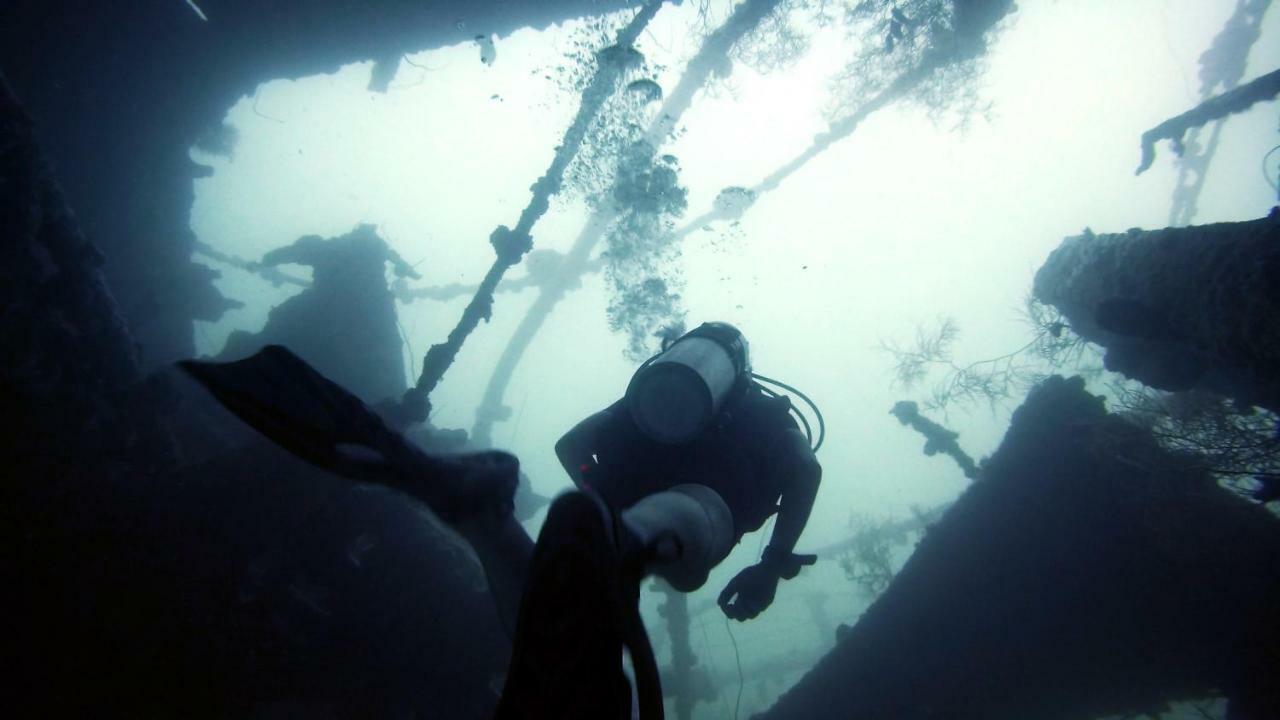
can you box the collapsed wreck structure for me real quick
[0,0,641,370]
[763,376,1280,719]
[1,73,512,718]
[1033,213,1280,415]
[1,2,630,717]
[3,1,1279,719]
[766,93,1280,716]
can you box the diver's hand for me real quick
[766,551,817,580]
[718,564,781,621]
[570,459,601,490]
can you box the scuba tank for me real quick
[625,322,750,444]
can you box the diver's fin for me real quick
[514,485,553,522]
[179,345,517,523]
[496,491,663,719]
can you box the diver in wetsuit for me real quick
[555,321,822,614]
[497,322,822,719]
[180,321,819,718]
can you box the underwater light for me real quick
[184,0,208,22]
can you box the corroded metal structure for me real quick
[1034,213,1280,413]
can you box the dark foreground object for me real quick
[496,491,660,720]
[1136,68,1280,174]
[215,225,417,404]
[0,0,638,369]
[3,78,509,717]
[760,377,1280,720]
[181,345,520,524]
[187,347,666,718]
[1034,213,1280,414]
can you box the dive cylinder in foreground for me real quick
[626,336,738,444]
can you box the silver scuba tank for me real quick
[625,323,749,444]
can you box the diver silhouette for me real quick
[497,322,822,719]
[180,322,821,719]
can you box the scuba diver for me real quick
[556,321,821,613]
[497,321,823,718]
[179,321,822,719]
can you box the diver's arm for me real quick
[719,428,820,621]
[554,409,612,489]
[385,246,423,280]
[260,235,324,267]
[762,428,822,565]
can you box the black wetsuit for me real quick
[585,383,799,541]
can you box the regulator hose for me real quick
[751,372,826,453]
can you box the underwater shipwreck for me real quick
[2,0,1279,718]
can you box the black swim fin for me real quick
[495,491,664,720]
[179,345,517,523]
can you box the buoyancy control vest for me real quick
[591,382,799,539]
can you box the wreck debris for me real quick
[472,0,1019,445]
[657,584,705,720]
[0,74,142,397]
[1165,0,1272,227]
[6,76,503,719]
[712,186,757,219]
[475,34,497,66]
[890,400,980,479]
[3,0,643,370]
[761,377,1280,719]
[644,0,788,146]
[194,239,309,288]
[599,42,646,71]
[755,0,1016,194]
[1136,67,1280,175]
[471,0,789,446]
[1033,213,1280,414]
[217,225,416,404]
[626,78,664,103]
[184,0,209,22]
[196,241,601,300]
[403,0,666,424]
[809,505,948,561]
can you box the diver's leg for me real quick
[496,486,732,716]
[179,345,536,637]
[452,510,533,640]
[422,446,537,640]
[496,490,637,720]
[454,484,734,642]
[619,484,734,592]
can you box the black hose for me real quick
[759,384,815,448]
[751,372,826,453]
[1264,143,1280,192]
